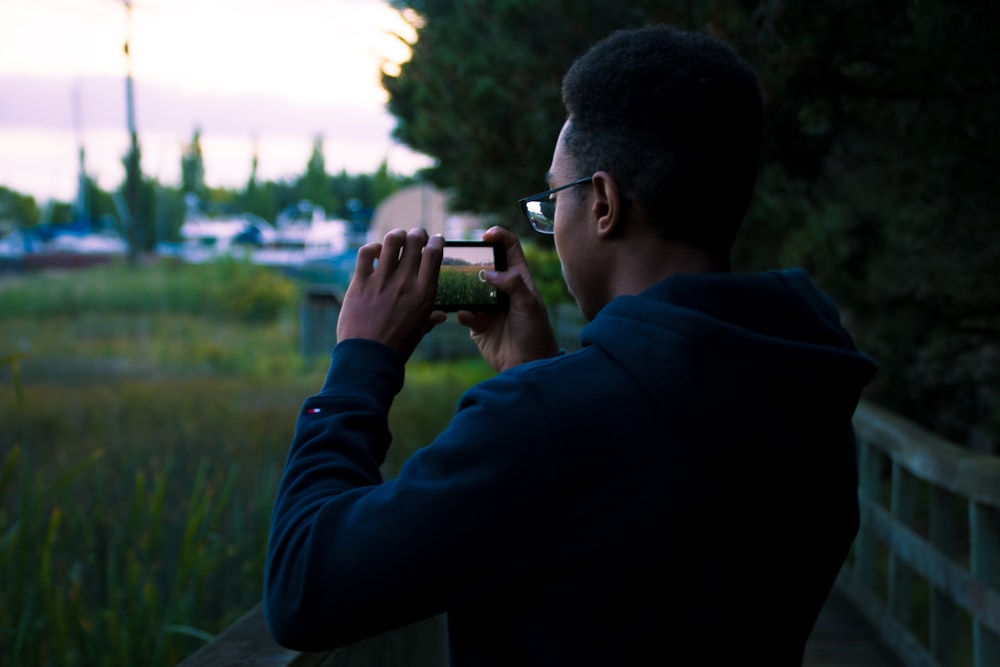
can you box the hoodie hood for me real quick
[581,269,878,422]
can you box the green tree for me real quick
[384,0,701,233]
[180,127,207,199]
[82,176,116,228]
[383,0,1000,447]
[369,159,412,208]
[0,186,40,227]
[327,161,415,227]
[296,135,334,213]
[45,201,75,224]
[136,176,161,251]
[151,183,186,245]
[737,0,1000,445]
[122,140,143,264]
[111,175,184,252]
[239,143,277,222]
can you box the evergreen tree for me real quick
[383,0,695,232]
[181,127,207,199]
[382,0,1000,447]
[121,140,144,262]
[0,186,40,227]
[240,141,277,222]
[297,135,334,213]
[370,159,413,209]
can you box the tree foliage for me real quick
[296,135,334,214]
[2,144,415,256]
[382,0,1000,447]
[384,0,698,232]
[180,128,207,198]
[741,0,1000,445]
[0,187,40,228]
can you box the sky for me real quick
[0,0,433,203]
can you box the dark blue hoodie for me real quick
[264,268,877,665]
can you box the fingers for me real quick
[354,241,382,278]
[419,234,444,286]
[378,228,408,271]
[482,225,528,268]
[369,228,436,275]
[339,227,443,360]
[456,309,495,334]
[397,228,430,273]
[478,225,549,314]
[427,310,448,329]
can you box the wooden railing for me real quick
[175,607,447,667]
[176,398,1000,667]
[299,284,343,361]
[837,401,1000,667]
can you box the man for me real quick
[264,24,877,665]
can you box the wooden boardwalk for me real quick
[803,589,903,667]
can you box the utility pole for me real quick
[122,0,141,265]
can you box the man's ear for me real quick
[590,171,626,239]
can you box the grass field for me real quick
[436,264,498,307]
[0,259,492,666]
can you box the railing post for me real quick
[855,437,880,591]
[889,462,916,628]
[970,501,1000,667]
[929,486,959,667]
[299,285,341,360]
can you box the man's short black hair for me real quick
[561,24,763,252]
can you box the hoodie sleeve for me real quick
[263,338,556,651]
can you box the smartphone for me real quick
[434,240,508,311]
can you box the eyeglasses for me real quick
[518,176,594,234]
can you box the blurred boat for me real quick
[167,215,274,263]
[166,202,350,280]
[252,202,347,269]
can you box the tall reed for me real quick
[0,260,489,666]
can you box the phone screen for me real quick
[434,241,508,311]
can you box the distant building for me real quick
[368,184,487,241]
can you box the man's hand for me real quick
[337,228,446,362]
[457,226,560,372]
